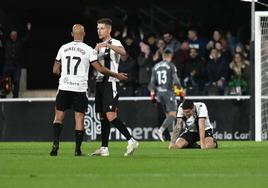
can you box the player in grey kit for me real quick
[148,48,182,141]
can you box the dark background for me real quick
[0,0,267,89]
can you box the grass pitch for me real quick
[0,141,268,188]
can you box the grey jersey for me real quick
[148,61,180,92]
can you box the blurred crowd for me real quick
[89,27,251,97]
[0,22,251,97]
[0,23,31,98]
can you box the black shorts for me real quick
[179,129,214,146]
[95,81,119,113]
[55,90,88,113]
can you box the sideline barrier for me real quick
[0,96,250,141]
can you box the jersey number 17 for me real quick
[66,56,81,75]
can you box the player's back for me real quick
[153,61,175,92]
[56,41,97,92]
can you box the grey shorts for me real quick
[157,91,177,112]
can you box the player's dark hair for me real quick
[97,18,112,26]
[182,100,194,110]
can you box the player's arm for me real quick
[148,69,156,95]
[107,43,126,56]
[95,43,126,56]
[91,61,127,81]
[148,69,158,103]
[169,118,183,149]
[172,65,182,87]
[198,118,206,149]
[53,60,61,76]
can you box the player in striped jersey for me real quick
[91,18,139,157]
[50,24,127,156]
[169,100,218,149]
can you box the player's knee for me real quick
[106,112,117,122]
[205,141,217,149]
[174,139,188,149]
[174,144,184,149]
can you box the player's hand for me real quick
[95,42,109,50]
[173,85,185,101]
[168,142,176,149]
[150,92,157,104]
[116,73,128,81]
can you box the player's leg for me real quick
[100,113,110,148]
[50,90,70,156]
[73,91,89,156]
[74,112,85,156]
[204,129,218,149]
[174,137,189,149]
[157,92,177,141]
[104,83,138,156]
[204,137,217,149]
[50,109,65,156]
[91,83,110,156]
[173,131,196,149]
[91,113,110,156]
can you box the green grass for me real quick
[0,141,268,188]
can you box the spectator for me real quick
[153,39,166,63]
[123,34,139,59]
[234,43,248,60]
[206,48,229,95]
[173,40,190,78]
[214,41,232,63]
[226,31,238,57]
[3,22,31,98]
[163,31,181,53]
[206,30,228,52]
[188,29,207,58]
[183,48,207,95]
[118,51,138,96]
[228,52,250,95]
[0,24,4,77]
[145,33,158,55]
[136,42,154,96]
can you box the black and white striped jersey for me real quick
[177,102,213,132]
[95,38,124,82]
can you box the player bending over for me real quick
[169,100,218,149]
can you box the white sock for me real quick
[160,127,165,133]
[101,147,108,150]
[128,138,135,144]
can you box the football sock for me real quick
[52,123,63,146]
[111,118,132,140]
[75,130,84,151]
[101,119,111,147]
[161,116,176,130]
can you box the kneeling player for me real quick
[169,100,218,149]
